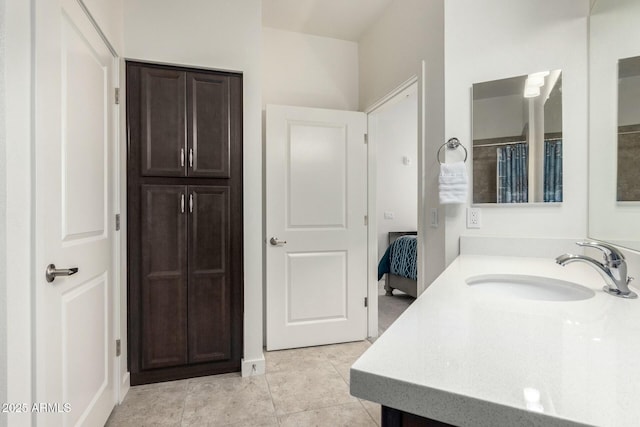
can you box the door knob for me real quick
[269,237,287,246]
[45,264,79,283]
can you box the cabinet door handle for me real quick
[180,148,185,167]
[189,148,193,168]
[181,194,185,213]
[189,193,193,213]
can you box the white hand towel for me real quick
[439,161,468,204]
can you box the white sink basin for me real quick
[466,274,595,302]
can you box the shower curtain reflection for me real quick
[544,139,563,202]
[497,143,528,203]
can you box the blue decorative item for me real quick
[377,236,417,281]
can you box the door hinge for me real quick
[364,133,368,144]
[364,215,368,226]
[116,339,121,357]
[115,88,120,105]
[364,297,368,307]
[115,214,120,231]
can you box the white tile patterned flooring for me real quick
[106,341,379,426]
[106,286,414,426]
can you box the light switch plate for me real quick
[384,211,395,220]
[430,208,438,227]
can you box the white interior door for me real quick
[34,0,116,425]
[266,105,368,351]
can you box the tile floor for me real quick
[106,341,379,427]
[376,282,414,336]
[106,284,414,427]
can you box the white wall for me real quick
[82,0,124,53]
[373,91,418,260]
[4,0,33,425]
[359,0,444,111]
[263,27,358,110]
[444,0,589,264]
[359,0,445,290]
[124,0,265,375]
[0,0,7,423]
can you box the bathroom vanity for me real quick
[350,255,640,427]
[352,0,640,423]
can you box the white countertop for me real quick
[350,255,640,427]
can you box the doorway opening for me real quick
[367,81,419,338]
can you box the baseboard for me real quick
[119,372,130,403]
[241,356,265,377]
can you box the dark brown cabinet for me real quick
[187,186,232,364]
[139,68,232,179]
[140,185,188,370]
[188,73,231,178]
[127,62,243,385]
[140,68,186,177]
[381,406,456,427]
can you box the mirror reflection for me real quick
[589,0,640,251]
[472,70,563,204]
[617,56,640,201]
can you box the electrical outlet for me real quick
[467,208,481,229]
[384,211,395,220]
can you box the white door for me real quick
[34,0,116,425]
[266,105,368,351]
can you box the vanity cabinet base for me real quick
[382,406,456,427]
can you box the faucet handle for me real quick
[576,241,625,265]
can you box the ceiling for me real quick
[262,0,394,42]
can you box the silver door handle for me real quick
[189,193,193,213]
[269,237,287,246]
[181,194,185,213]
[180,148,185,167]
[46,264,79,283]
[189,148,193,168]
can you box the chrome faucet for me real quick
[556,241,636,299]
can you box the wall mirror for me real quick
[617,55,640,202]
[471,70,563,204]
[589,0,640,251]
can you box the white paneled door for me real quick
[35,0,116,425]
[266,105,368,350]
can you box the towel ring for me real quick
[437,137,468,165]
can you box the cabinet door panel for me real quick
[141,185,188,369]
[187,73,230,178]
[141,68,186,176]
[188,186,231,363]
